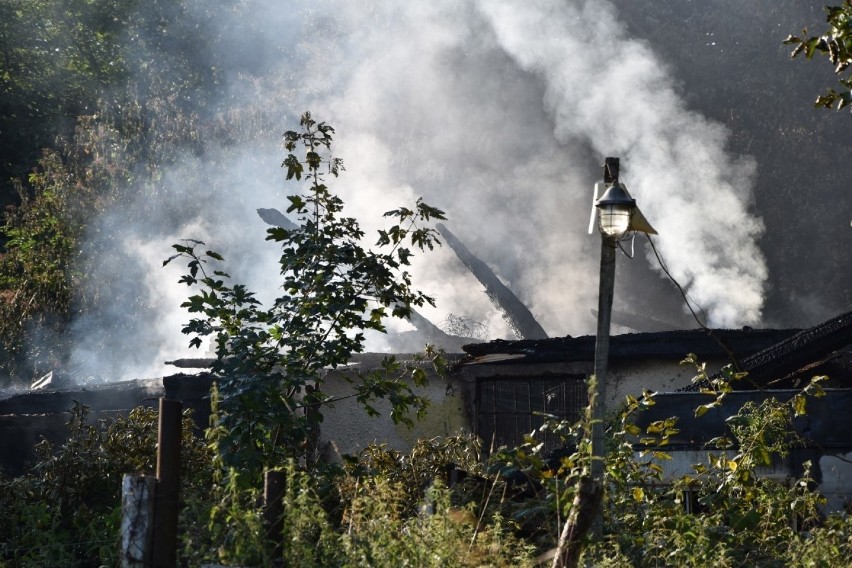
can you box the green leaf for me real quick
[755,447,772,466]
[624,423,641,436]
[792,393,807,416]
[695,403,715,417]
[804,377,827,397]
[286,195,306,212]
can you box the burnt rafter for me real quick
[674,310,852,392]
[436,223,548,340]
[257,208,549,341]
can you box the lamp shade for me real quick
[595,182,635,238]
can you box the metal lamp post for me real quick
[588,157,656,534]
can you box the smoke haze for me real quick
[64,0,831,381]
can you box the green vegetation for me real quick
[0,0,219,209]
[0,402,214,566]
[0,0,222,384]
[2,365,851,566]
[165,112,447,477]
[785,1,852,110]
[0,3,850,566]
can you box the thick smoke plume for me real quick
[67,0,770,381]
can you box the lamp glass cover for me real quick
[598,204,632,237]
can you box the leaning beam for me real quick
[436,223,548,340]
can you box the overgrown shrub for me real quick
[3,362,852,567]
[166,112,447,477]
[0,402,213,567]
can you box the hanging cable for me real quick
[645,235,707,329]
[645,234,746,376]
[617,233,636,259]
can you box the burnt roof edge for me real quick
[462,328,799,366]
[684,310,852,391]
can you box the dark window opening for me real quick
[476,375,587,455]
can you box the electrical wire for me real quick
[644,234,746,377]
[616,233,636,258]
[645,234,708,330]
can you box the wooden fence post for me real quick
[152,398,182,568]
[264,470,286,568]
[121,474,156,568]
[551,477,603,568]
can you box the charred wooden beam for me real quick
[436,223,548,340]
[165,358,216,369]
[698,309,852,390]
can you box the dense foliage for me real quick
[2,364,851,567]
[0,0,220,211]
[0,403,214,566]
[166,112,447,476]
[0,0,274,385]
[0,0,219,384]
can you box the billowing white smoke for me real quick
[286,0,767,329]
[68,0,768,380]
[475,0,766,328]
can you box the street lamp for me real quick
[595,181,635,238]
[588,157,656,534]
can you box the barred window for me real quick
[476,375,587,454]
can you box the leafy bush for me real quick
[3,363,852,567]
[166,112,447,477]
[182,434,535,568]
[0,402,213,567]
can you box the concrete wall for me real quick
[454,354,730,413]
[317,352,728,458]
[318,354,472,459]
[819,451,852,513]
